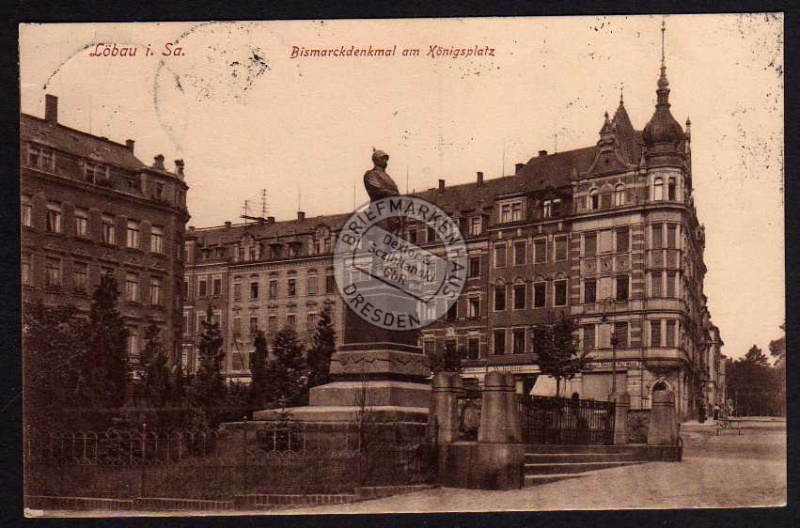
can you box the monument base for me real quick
[253,405,428,423]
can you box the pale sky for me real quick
[19,14,784,360]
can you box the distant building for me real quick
[20,95,190,379]
[183,54,723,420]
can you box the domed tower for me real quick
[642,22,688,204]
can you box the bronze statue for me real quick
[364,149,399,201]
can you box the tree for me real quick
[768,323,786,365]
[429,342,464,375]
[306,304,337,388]
[249,330,270,409]
[727,344,780,416]
[265,327,308,408]
[189,307,226,426]
[78,275,130,411]
[744,345,769,366]
[140,321,172,408]
[534,315,592,398]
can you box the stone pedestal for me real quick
[430,372,464,444]
[479,372,522,444]
[610,391,631,445]
[648,389,679,446]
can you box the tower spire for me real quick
[656,19,670,106]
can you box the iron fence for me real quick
[518,395,615,445]
[24,421,436,500]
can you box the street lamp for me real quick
[601,297,618,395]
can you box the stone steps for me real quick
[525,452,639,464]
[523,445,645,486]
[524,460,640,475]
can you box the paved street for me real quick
[31,420,785,517]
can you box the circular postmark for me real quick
[334,196,468,331]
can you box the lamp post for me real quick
[601,297,618,395]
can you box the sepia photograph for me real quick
[18,14,785,516]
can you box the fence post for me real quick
[140,423,147,498]
[241,417,248,497]
[430,372,463,444]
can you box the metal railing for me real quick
[518,395,615,445]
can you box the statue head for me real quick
[372,148,389,169]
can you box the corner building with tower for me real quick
[183,54,723,421]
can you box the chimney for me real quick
[267,216,275,224]
[153,154,165,170]
[438,179,445,194]
[515,163,524,174]
[125,139,135,153]
[45,94,58,124]
[538,150,548,157]
[174,159,185,177]
[224,221,232,230]
[477,171,484,186]
[297,211,306,220]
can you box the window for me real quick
[493,330,506,355]
[46,202,62,233]
[666,272,677,298]
[21,196,32,227]
[616,228,629,252]
[249,317,259,335]
[28,144,55,171]
[248,246,257,261]
[250,280,259,300]
[513,329,526,354]
[288,278,297,297]
[614,322,629,348]
[614,184,626,206]
[233,281,242,302]
[154,182,164,199]
[72,262,88,294]
[287,314,297,329]
[584,324,595,351]
[212,277,222,296]
[616,276,629,301]
[127,332,139,357]
[126,176,140,191]
[22,254,31,286]
[307,312,317,330]
[183,280,190,300]
[468,257,481,278]
[74,208,88,238]
[467,297,480,318]
[326,270,336,294]
[102,214,116,244]
[666,320,676,347]
[555,236,567,261]
[268,315,278,335]
[500,203,511,223]
[426,227,436,243]
[542,199,553,218]
[534,239,546,263]
[589,189,599,210]
[445,302,457,321]
[84,161,108,184]
[467,338,480,360]
[307,274,318,296]
[494,284,506,311]
[231,317,241,339]
[183,314,190,335]
[534,282,546,308]
[667,225,677,249]
[668,178,677,200]
[554,280,567,306]
[651,321,662,347]
[511,202,522,222]
[513,283,526,310]
[150,277,163,306]
[126,220,140,248]
[408,228,418,244]
[584,232,597,257]
[652,272,663,297]
[652,224,663,248]
[125,273,139,302]
[494,244,507,268]
[45,258,61,288]
[469,216,482,236]
[584,279,597,303]
[269,279,278,298]
[512,241,526,266]
[198,278,208,298]
[653,177,664,201]
[150,226,164,253]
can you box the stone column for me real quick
[430,372,463,444]
[648,389,679,446]
[609,391,630,445]
[479,372,522,443]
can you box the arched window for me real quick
[589,188,599,210]
[653,178,664,201]
[614,184,625,206]
[668,178,677,200]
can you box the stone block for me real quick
[329,348,430,380]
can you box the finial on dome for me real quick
[620,85,624,106]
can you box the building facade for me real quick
[21,95,190,377]
[183,58,723,420]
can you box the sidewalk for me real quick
[31,426,786,517]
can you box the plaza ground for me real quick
[30,419,786,517]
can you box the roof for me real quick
[192,212,352,246]
[21,113,179,178]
